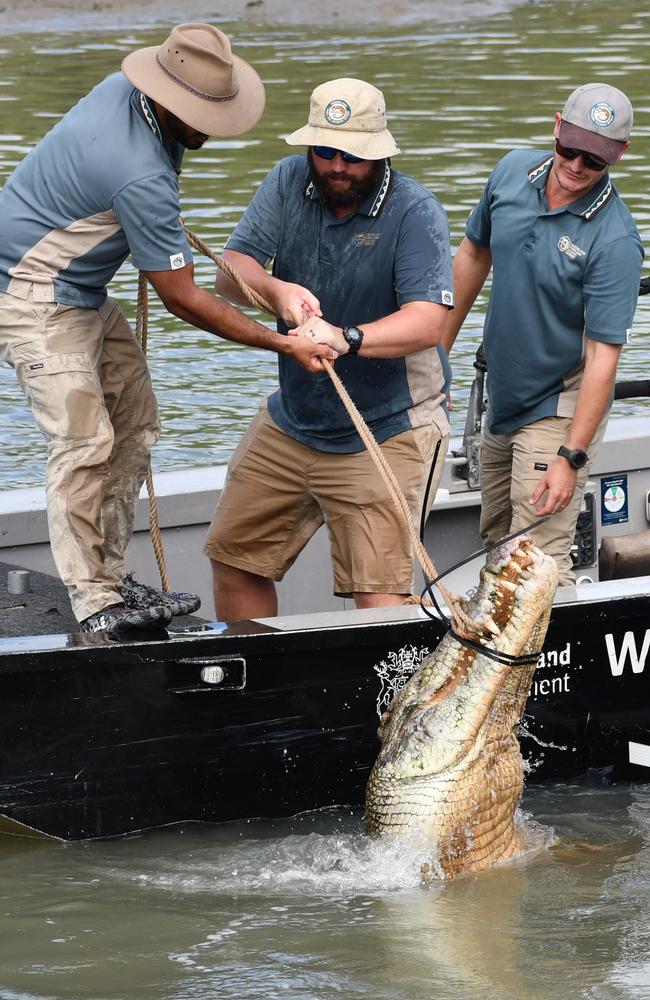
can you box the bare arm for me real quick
[214,249,321,327]
[565,340,622,451]
[440,237,493,355]
[291,300,448,359]
[530,339,622,515]
[144,261,336,373]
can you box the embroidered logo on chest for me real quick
[557,235,586,260]
[353,232,381,247]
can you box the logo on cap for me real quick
[589,102,615,129]
[325,99,352,125]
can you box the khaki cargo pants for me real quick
[0,292,160,621]
[479,413,607,586]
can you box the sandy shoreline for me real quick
[0,0,529,33]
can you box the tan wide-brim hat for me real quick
[122,23,266,138]
[285,78,400,160]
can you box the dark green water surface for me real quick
[0,784,649,999]
[0,0,649,486]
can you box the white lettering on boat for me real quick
[536,642,571,669]
[605,630,650,676]
[531,673,571,698]
[531,643,572,699]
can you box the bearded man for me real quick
[204,78,454,618]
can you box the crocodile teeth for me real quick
[481,615,501,636]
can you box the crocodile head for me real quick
[365,535,558,879]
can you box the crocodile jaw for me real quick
[365,536,558,878]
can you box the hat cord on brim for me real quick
[155,53,240,102]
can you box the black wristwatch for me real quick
[342,325,364,356]
[557,445,588,470]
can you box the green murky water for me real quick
[0,784,649,999]
[0,4,649,998]
[0,0,649,486]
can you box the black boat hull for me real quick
[1,588,649,840]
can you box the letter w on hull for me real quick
[605,629,650,676]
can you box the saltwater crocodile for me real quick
[365,535,558,880]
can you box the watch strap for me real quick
[557,445,588,469]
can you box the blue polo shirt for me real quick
[466,149,644,435]
[226,154,453,452]
[0,72,192,308]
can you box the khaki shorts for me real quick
[479,413,607,586]
[204,402,448,596]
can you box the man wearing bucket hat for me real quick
[205,78,454,619]
[0,23,336,634]
[442,83,644,585]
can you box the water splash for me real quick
[104,804,555,902]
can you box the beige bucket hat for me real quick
[122,23,266,138]
[285,78,400,160]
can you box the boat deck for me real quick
[0,560,206,638]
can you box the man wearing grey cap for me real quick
[442,83,644,586]
[206,78,454,618]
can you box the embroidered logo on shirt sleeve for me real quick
[169,253,186,270]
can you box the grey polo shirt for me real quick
[466,149,644,436]
[226,154,453,452]
[0,72,192,308]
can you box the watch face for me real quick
[344,326,363,353]
[559,445,588,469]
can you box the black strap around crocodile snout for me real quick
[418,518,549,668]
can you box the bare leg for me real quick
[353,592,407,610]
[211,559,278,621]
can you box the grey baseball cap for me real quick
[558,83,632,164]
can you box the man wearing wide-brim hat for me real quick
[442,82,644,586]
[206,78,454,620]
[0,23,336,634]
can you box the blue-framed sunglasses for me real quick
[312,145,365,164]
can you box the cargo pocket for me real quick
[521,451,556,488]
[13,345,107,442]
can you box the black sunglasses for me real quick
[312,145,365,164]
[555,140,608,172]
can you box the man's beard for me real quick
[308,151,384,212]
